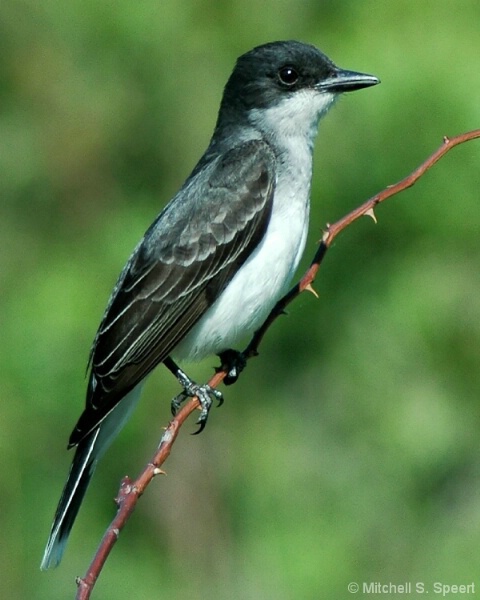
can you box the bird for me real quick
[41,40,379,569]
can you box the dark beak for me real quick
[317,68,380,92]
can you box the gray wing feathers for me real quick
[70,139,275,446]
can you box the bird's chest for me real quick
[254,154,311,293]
[217,143,313,322]
[173,141,313,359]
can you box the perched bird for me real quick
[41,40,379,569]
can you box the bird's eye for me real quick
[278,66,299,87]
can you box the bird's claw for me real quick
[218,349,247,385]
[192,385,223,434]
[170,374,223,434]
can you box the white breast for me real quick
[174,140,313,361]
[174,88,333,361]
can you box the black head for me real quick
[219,40,379,115]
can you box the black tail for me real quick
[40,429,100,569]
[41,385,143,569]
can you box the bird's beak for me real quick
[317,68,380,93]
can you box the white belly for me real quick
[174,172,311,361]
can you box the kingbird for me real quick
[41,40,379,569]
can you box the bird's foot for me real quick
[217,349,247,386]
[171,369,223,434]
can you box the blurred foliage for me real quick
[1,1,479,598]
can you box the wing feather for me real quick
[70,139,275,446]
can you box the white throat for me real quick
[248,89,336,156]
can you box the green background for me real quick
[1,1,479,598]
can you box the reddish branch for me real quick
[75,129,480,599]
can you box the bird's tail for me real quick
[40,429,100,570]
[40,385,143,570]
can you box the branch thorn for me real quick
[364,207,377,223]
[304,283,319,298]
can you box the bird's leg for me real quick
[217,349,247,386]
[163,357,223,434]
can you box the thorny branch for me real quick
[75,129,480,599]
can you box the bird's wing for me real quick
[69,139,276,446]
